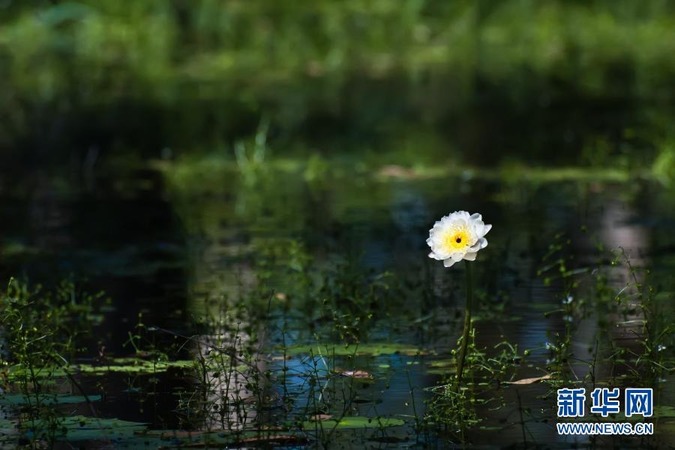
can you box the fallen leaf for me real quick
[240,434,308,445]
[377,165,416,179]
[309,414,333,421]
[504,374,553,385]
[339,370,373,379]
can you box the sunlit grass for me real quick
[158,150,644,191]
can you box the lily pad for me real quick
[478,426,504,431]
[303,416,405,429]
[138,429,307,447]
[55,416,148,441]
[6,358,195,380]
[6,366,68,382]
[72,359,194,375]
[283,343,423,357]
[1,394,101,406]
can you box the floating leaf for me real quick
[1,394,101,406]
[6,366,67,381]
[369,436,409,443]
[6,359,195,381]
[303,416,405,429]
[137,429,308,447]
[283,343,423,357]
[20,416,148,442]
[72,359,194,375]
[239,434,308,445]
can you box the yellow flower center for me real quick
[442,228,471,252]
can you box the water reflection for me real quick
[191,328,266,431]
[579,195,649,380]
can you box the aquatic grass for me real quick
[148,160,418,444]
[424,217,668,444]
[4,146,669,448]
[233,119,270,187]
[153,138,675,446]
[540,239,674,384]
[455,261,474,391]
[3,137,675,449]
[0,278,105,446]
[157,289,413,448]
[425,332,525,439]
[535,236,673,449]
[161,153,544,444]
[181,308,275,435]
[613,250,675,382]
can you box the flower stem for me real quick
[455,260,474,392]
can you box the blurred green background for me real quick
[1,0,674,176]
[2,5,675,446]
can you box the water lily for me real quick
[426,210,491,391]
[427,211,491,268]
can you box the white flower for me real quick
[427,211,492,268]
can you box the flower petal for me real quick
[463,252,477,261]
[427,211,491,268]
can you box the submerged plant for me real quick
[427,211,491,389]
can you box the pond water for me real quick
[1,162,674,448]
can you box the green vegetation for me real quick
[1,188,674,446]
[0,279,105,447]
[539,243,674,385]
[1,2,674,447]
[424,240,675,441]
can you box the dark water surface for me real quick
[1,163,674,448]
